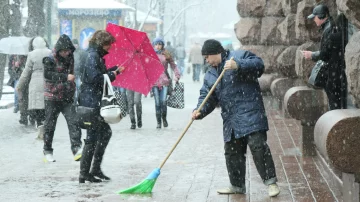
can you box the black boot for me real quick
[156,113,161,129]
[79,141,101,183]
[130,119,136,129]
[90,134,111,181]
[137,115,142,128]
[19,114,28,126]
[162,112,168,128]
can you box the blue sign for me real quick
[59,9,122,17]
[106,19,119,25]
[79,27,96,50]
[60,20,72,39]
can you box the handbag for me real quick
[114,88,128,118]
[167,82,184,109]
[308,60,328,88]
[73,90,96,130]
[73,65,97,129]
[100,74,122,124]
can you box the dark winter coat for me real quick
[311,18,347,94]
[195,50,268,142]
[79,43,117,109]
[43,34,76,102]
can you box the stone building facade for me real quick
[235,0,360,107]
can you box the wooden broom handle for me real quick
[159,60,230,169]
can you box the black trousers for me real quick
[325,88,347,110]
[85,114,112,173]
[224,131,277,189]
[30,109,45,125]
[43,100,82,154]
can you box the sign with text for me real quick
[59,9,122,17]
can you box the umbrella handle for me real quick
[159,61,229,169]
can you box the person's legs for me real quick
[79,121,101,183]
[195,64,201,81]
[13,80,19,113]
[177,59,185,76]
[247,131,277,185]
[325,89,342,110]
[18,90,29,125]
[152,86,161,128]
[192,64,196,81]
[159,86,168,127]
[90,120,112,180]
[62,102,82,158]
[74,77,81,101]
[247,131,279,197]
[43,101,61,161]
[126,90,136,129]
[33,109,45,139]
[223,134,247,192]
[134,92,142,128]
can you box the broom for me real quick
[118,58,231,194]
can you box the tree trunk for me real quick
[158,0,165,37]
[0,0,10,100]
[23,0,45,37]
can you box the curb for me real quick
[0,102,14,109]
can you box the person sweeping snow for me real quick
[192,39,280,197]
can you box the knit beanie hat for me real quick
[201,39,225,55]
[152,37,165,46]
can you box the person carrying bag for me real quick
[78,30,124,183]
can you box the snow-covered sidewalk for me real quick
[0,67,14,109]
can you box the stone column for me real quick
[284,86,328,156]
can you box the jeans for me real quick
[192,64,201,81]
[224,131,277,188]
[14,80,19,109]
[152,86,168,115]
[74,77,81,101]
[126,90,142,122]
[177,59,185,76]
[43,100,82,154]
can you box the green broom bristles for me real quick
[118,168,160,194]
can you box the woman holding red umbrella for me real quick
[152,37,181,129]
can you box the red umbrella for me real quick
[104,23,164,95]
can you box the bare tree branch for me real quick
[163,0,205,36]
[138,0,158,31]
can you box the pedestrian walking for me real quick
[188,42,203,82]
[165,41,176,59]
[152,37,181,129]
[42,34,83,162]
[9,55,26,114]
[301,4,347,110]
[78,30,124,183]
[192,39,280,197]
[175,43,186,76]
[17,37,51,138]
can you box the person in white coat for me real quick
[17,37,51,138]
